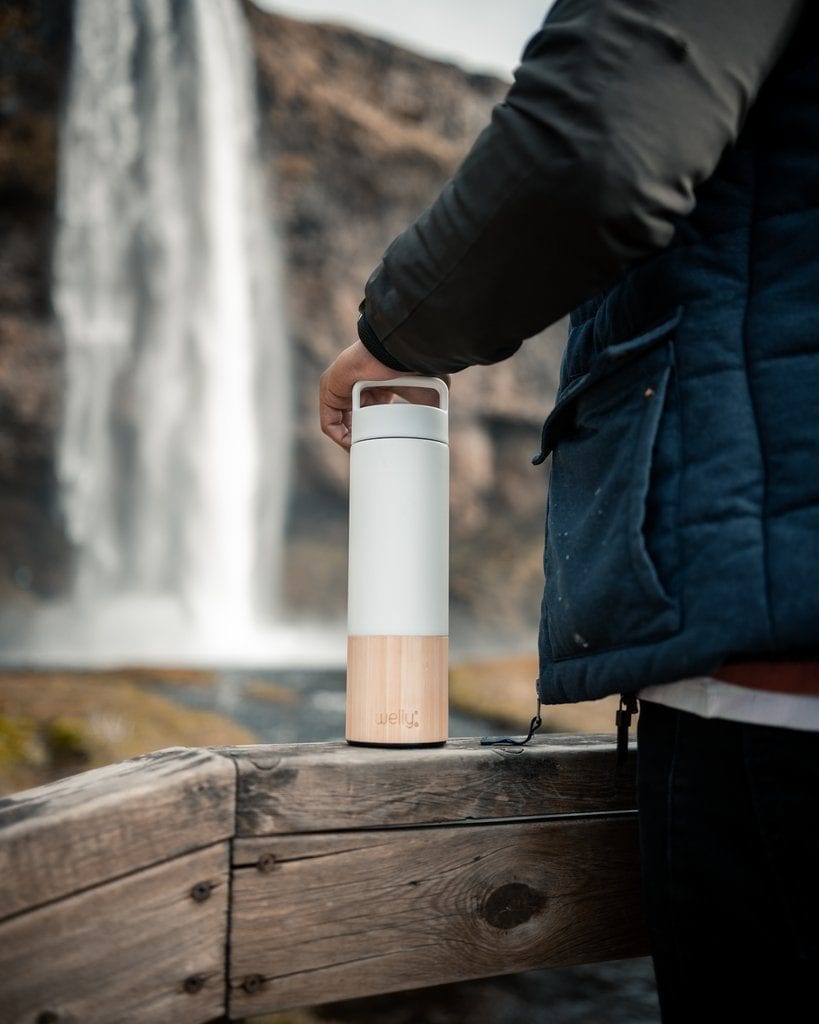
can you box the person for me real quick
[319,1,819,1019]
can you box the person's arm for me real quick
[357,0,804,375]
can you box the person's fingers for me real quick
[391,374,452,406]
[345,377,452,413]
[359,387,397,407]
[319,371,354,449]
[319,341,452,450]
[325,421,352,449]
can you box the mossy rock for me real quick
[44,716,93,768]
[0,712,36,768]
[0,670,258,794]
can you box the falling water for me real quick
[3,0,344,665]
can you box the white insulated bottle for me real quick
[346,377,449,746]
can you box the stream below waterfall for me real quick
[152,665,492,745]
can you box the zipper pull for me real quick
[616,693,639,766]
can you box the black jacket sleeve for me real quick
[359,0,804,375]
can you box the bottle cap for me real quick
[351,378,448,445]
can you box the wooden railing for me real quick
[0,735,646,1023]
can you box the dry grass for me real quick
[0,670,257,794]
[0,655,627,798]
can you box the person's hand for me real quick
[319,341,449,450]
[319,341,399,450]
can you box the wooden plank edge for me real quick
[0,841,231,1024]
[0,746,238,921]
[226,815,647,1016]
[216,734,638,837]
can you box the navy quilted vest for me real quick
[536,21,819,704]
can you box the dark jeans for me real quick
[637,700,819,1023]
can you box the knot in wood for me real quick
[36,1013,59,1024]
[482,882,545,930]
[183,974,206,995]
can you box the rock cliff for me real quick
[0,1,563,651]
[0,0,73,601]
[244,4,564,645]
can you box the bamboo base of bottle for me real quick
[346,635,448,746]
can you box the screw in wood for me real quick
[256,852,276,872]
[242,973,265,995]
[184,974,206,995]
[190,880,213,902]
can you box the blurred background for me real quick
[0,0,584,770]
[0,1,656,1017]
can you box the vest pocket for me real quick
[542,320,681,662]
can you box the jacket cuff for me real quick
[357,311,411,372]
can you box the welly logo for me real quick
[375,708,420,728]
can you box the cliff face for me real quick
[0,0,73,600]
[244,5,563,642]
[0,1,562,649]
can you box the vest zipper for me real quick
[616,693,639,766]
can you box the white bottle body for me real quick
[347,435,448,637]
[346,380,449,746]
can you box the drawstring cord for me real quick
[481,698,543,747]
[480,692,639,760]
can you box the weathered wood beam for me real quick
[222,733,634,836]
[228,814,644,1017]
[222,733,645,1017]
[0,842,230,1024]
[0,746,236,920]
[0,734,643,1024]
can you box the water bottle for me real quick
[346,376,449,746]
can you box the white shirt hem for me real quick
[639,677,819,732]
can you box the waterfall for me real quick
[17,0,310,664]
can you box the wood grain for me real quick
[229,815,646,1015]
[0,746,235,919]
[0,736,640,1021]
[346,635,448,745]
[221,734,635,837]
[0,842,229,1024]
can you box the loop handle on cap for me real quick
[353,377,448,413]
